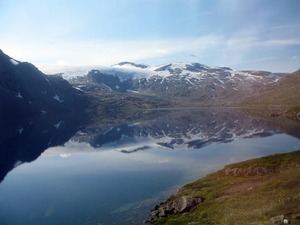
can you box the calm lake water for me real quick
[1,108,300,225]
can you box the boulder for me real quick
[145,196,204,224]
[270,215,284,224]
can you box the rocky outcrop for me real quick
[224,166,277,177]
[145,196,204,224]
[270,215,285,224]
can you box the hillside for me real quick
[242,69,300,107]
[146,150,300,225]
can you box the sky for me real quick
[1,0,300,72]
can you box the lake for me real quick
[1,108,300,225]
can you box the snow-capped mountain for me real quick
[0,50,88,117]
[66,61,286,104]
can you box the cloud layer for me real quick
[2,33,300,72]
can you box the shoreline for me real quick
[146,150,300,224]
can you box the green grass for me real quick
[154,150,300,225]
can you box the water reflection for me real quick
[1,108,300,183]
[0,113,85,182]
[0,108,300,225]
[72,108,283,152]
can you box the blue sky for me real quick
[1,0,300,72]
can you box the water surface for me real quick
[1,108,300,225]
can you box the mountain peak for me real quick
[114,61,148,69]
[154,62,210,72]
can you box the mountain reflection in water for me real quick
[1,108,300,225]
[1,108,300,183]
[71,108,283,152]
[0,113,85,182]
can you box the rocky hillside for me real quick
[67,62,286,105]
[0,50,88,117]
[146,150,300,225]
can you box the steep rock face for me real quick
[67,62,286,104]
[0,50,88,117]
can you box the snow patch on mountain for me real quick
[46,62,282,87]
[53,94,63,102]
[54,120,64,129]
[15,93,23,98]
[10,58,19,66]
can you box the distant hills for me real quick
[241,69,300,107]
[67,61,287,106]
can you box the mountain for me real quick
[0,50,90,182]
[242,69,300,107]
[240,69,300,121]
[67,62,286,105]
[0,50,88,117]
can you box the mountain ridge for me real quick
[67,61,287,106]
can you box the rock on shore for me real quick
[145,196,204,224]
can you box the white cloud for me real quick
[292,56,298,60]
[264,38,300,47]
[269,24,300,30]
[2,34,299,72]
[59,153,71,158]
[55,60,71,66]
[1,36,222,67]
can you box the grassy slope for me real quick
[154,151,300,225]
[242,69,300,107]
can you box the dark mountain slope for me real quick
[0,50,89,182]
[0,49,88,117]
